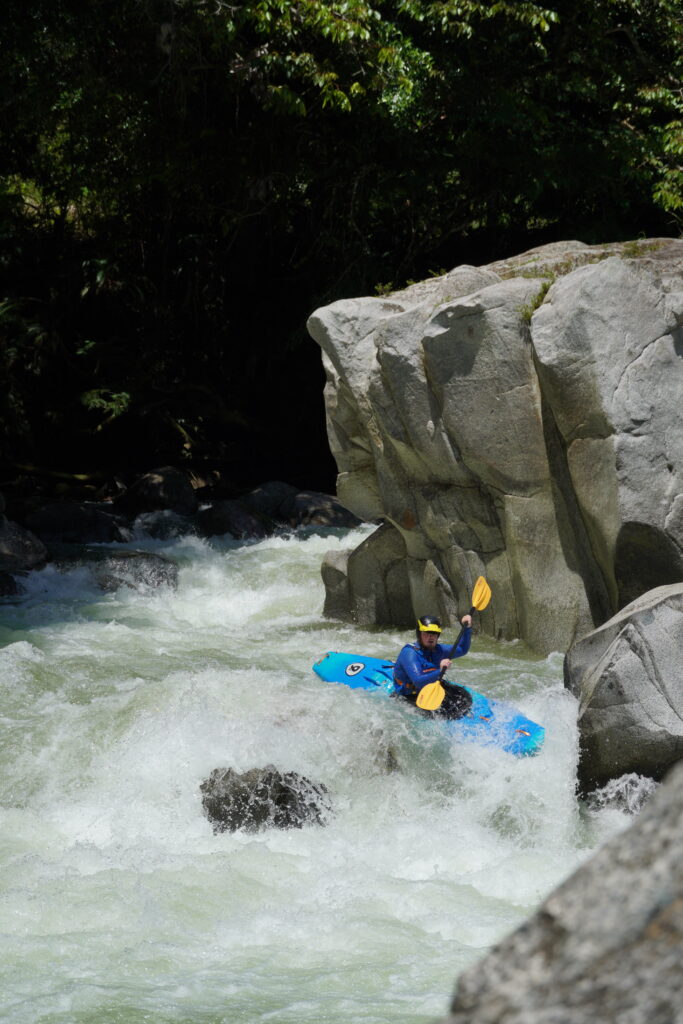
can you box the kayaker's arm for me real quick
[438,617,473,673]
[450,623,472,659]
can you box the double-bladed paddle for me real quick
[416,576,492,711]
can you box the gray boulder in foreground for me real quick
[200,765,331,833]
[308,238,683,654]
[441,759,683,1024]
[565,583,683,791]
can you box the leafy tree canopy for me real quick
[0,0,681,488]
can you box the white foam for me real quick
[0,525,634,1023]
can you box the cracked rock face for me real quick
[308,239,683,655]
[564,583,683,790]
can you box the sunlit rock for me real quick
[565,583,683,790]
[200,765,331,833]
[309,239,683,654]
[322,521,412,625]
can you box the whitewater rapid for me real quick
[0,526,645,1023]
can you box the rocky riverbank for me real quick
[0,467,361,596]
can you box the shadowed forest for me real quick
[2,0,681,495]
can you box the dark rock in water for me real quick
[115,467,198,517]
[243,479,362,528]
[321,549,352,619]
[564,582,683,791]
[25,501,129,544]
[133,509,195,540]
[200,765,332,833]
[242,480,299,518]
[279,488,362,528]
[92,550,179,592]
[0,571,19,596]
[0,516,47,573]
[440,760,683,1024]
[196,500,273,540]
[52,546,179,591]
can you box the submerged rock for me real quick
[564,583,683,790]
[133,509,195,540]
[200,765,332,833]
[93,550,179,591]
[440,759,683,1024]
[52,547,179,592]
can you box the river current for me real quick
[0,525,648,1023]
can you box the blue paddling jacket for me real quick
[393,629,472,696]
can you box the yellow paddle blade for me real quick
[416,681,445,711]
[472,576,492,611]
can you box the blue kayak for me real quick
[312,651,545,757]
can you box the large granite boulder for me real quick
[308,239,683,653]
[440,759,683,1024]
[565,583,683,791]
[200,765,331,833]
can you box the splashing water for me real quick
[0,526,649,1023]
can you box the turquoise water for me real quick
[0,526,640,1023]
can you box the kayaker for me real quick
[393,614,473,717]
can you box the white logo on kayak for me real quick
[345,662,365,676]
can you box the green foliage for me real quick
[0,0,680,477]
[519,278,555,324]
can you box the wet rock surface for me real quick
[51,546,179,592]
[200,765,332,833]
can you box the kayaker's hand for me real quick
[440,658,451,672]
[461,614,472,627]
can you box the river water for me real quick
[0,524,648,1024]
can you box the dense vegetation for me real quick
[1,0,681,493]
